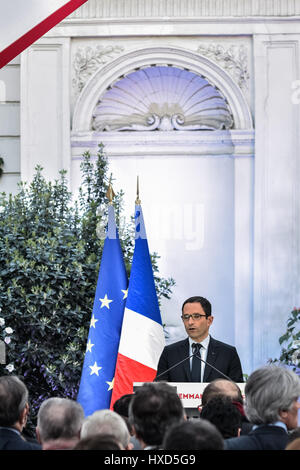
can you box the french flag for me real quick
[110,203,165,406]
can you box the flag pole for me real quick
[110,176,165,407]
[77,173,128,416]
[136,175,141,205]
[106,174,115,205]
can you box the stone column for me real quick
[253,35,300,368]
[20,37,71,184]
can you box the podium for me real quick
[134,382,245,419]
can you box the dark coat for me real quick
[0,428,41,450]
[224,425,289,450]
[155,336,244,383]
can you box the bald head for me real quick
[201,379,243,407]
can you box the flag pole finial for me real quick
[106,174,115,205]
[135,175,141,204]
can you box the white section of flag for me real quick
[118,307,165,370]
[0,0,68,52]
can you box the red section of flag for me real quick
[0,0,88,69]
[110,353,156,409]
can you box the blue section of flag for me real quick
[125,205,163,325]
[77,205,128,416]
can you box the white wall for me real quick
[3,6,300,376]
[0,55,20,195]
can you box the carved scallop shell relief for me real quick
[92,66,234,131]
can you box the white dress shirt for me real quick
[188,334,210,382]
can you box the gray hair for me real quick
[80,409,130,448]
[37,397,84,442]
[0,376,28,427]
[244,365,300,424]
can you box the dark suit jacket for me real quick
[224,425,289,450]
[155,336,243,383]
[0,428,41,450]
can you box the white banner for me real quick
[0,0,88,68]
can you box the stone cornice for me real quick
[49,15,300,37]
[67,0,300,19]
[71,129,255,158]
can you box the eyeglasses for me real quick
[181,314,208,321]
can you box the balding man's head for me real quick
[201,379,243,407]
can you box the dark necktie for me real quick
[191,343,202,382]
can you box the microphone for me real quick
[192,348,234,383]
[154,352,195,381]
[155,345,234,383]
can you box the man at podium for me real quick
[155,296,243,383]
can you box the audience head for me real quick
[244,365,300,429]
[113,393,134,417]
[0,375,29,432]
[113,393,135,435]
[201,378,244,407]
[74,434,123,450]
[80,409,131,450]
[129,382,185,448]
[200,395,242,438]
[163,419,224,450]
[36,397,84,450]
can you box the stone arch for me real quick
[91,65,234,132]
[72,46,252,132]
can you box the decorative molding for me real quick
[72,45,124,93]
[71,129,255,158]
[197,44,250,90]
[92,65,233,132]
[68,0,300,19]
[72,47,253,132]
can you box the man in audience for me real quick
[112,392,135,434]
[80,409,132,450]
[200,395,242,438]
[225,365,300,450]
[36,397,84,450]
[113,392,141,449]
[201,379,252,434]
[113,393,134,418]
[0,375,41,450]
[201,378,244,406]
[129,382,185,449]
[163,419,224,450]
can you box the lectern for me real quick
[134,382,245,419]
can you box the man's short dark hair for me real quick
[113,393,134,418]
[163,419,224,450]
[129,382,184,447]
[0,376,28,427]
[200,395,242,439]
[181,296,212,316]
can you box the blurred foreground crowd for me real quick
[0,364,299,451]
